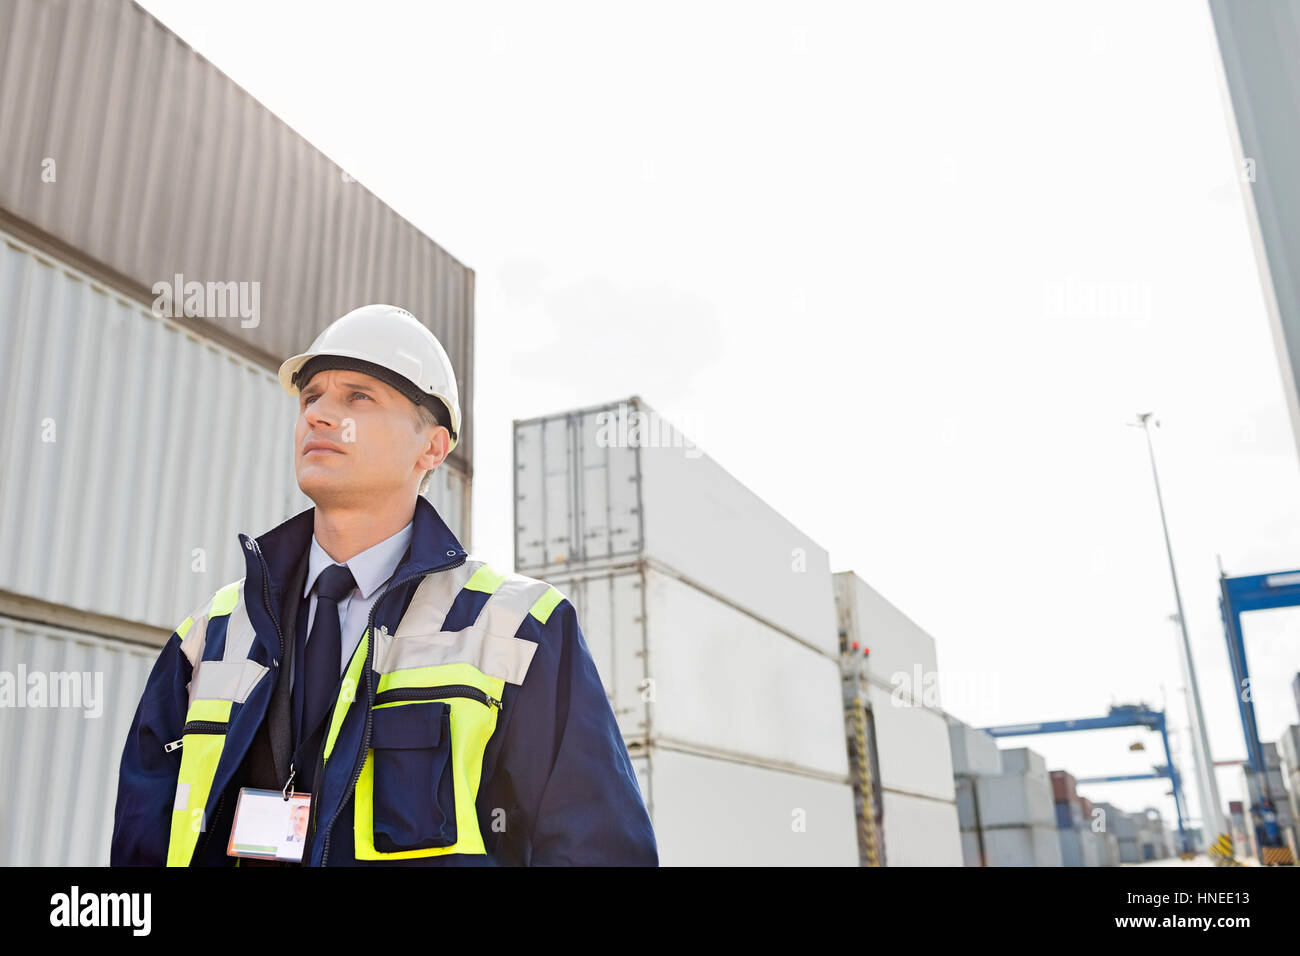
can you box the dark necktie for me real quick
[294,562,357,756]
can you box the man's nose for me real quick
[303,397,340,428]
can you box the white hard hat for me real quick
[278,304,462,453]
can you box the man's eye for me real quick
[351,391,370,401]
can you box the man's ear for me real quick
[416,426,450,473]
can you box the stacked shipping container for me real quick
[949,725,1063,867]
[0,0,474,864]
[1051,770,1103,867]
[513,397,857,865]
[834,572,962,866]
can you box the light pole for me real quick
[1129,412,1227,848]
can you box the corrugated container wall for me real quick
[0,615,158,865]
[0,230,470,635]
[0,0,474,468]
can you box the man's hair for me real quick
[411,401,450,496]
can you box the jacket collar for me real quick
[239,494,468,613]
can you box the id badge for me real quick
[226,787,312,862]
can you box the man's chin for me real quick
[297,471,361,504]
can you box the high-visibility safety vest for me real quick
[111,495,658,867]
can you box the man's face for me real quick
[294,368,446,506]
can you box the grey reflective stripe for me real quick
[391,559,485,637]
[188,658,270,709]
[381,629,538,685]
[173,781,191,811]
[381,570,549,684]
[179,612,210,672]
[220,589,258,663]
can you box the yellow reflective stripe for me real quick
[185,698,233,724]
[355,663,503,859]
[323,631,369,765]
[176,616,195,641]
[209,581,240,618]
[167,734,225,865]
[463,564,505,594]
[529,585,564,625]
[375,661,503,696]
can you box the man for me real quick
[110,304,658,866]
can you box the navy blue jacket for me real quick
[110,495,658,866]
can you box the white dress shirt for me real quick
[288,519,414,684]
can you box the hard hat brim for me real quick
[277,347,460,453]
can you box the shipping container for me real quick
[948,718,1003,776]
[514,398,839,656]
[1058,826,1104,868]
[1208,1,1300,461]
[1049,769,1077,804]
[0,613,157,865]
[1054,801,1084,829]
[0,229,471,634]
[999,747,1047,777]
[974,772,1056,829]
[549,563,848,777]
[1279,725,1300,772]
[955,777,978,830]
[1117,838,1141,864]
[0,0,475,467]
[631,746,857,866]
[980,825,1063,867]
[865,683,956,801]
[833,571,938,688]
[879,790,963,866]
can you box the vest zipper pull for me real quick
[164,738,183,752]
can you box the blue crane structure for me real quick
[981,704,1192,855]
[1218,568,1298,864]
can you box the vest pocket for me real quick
[370,700,456,851]
[354,666,505,860]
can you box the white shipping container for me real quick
[982,825,1064,867]
[0,231,472,632]
[974,772,1055,829]
[1279,725,1300,772]
[514,398,840,656]
[552,564,849,777]
[0,614,157,865]
[998,747,1048,777]
[879,790,963,866]
[833,572,939,695]
[1059,826,1105,868]
[632,747,858,866]
[955,777,978,830]
[1102,831,1121,867]
[867,684,956,801]
[948,719,1003,776]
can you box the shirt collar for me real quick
[303,519,415,601]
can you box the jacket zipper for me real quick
[316,554,467,867]
[163,719,229,751]
[188,535,285,867]
[373,684,502,709]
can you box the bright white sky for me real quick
[139,0,1300,836]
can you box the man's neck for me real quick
[311,497,416,563]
